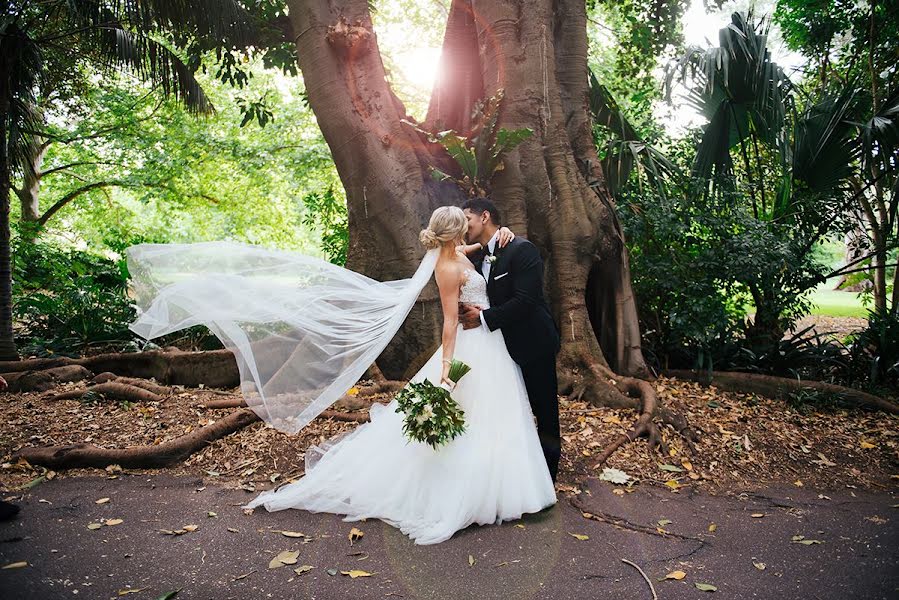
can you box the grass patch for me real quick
[807,289,868,317]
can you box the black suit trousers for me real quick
[519,351,561,483]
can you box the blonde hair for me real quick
[419,206,468,249]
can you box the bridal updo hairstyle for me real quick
[419,206,468,250]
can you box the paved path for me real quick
[1,474,896,599]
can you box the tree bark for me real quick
[460,0,649,404]
[0,348,239,387]
[423,0,483,138]
[285,0,468,378]
[285,0,652,404]
[280,0,678,471]
[15,139,45,222]
[0,95,18,362]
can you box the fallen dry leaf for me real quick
[665,570,686,580]
[269,550,300,569]
[341,570,372,578]
[281,530,306,538]
[348,527,364,545]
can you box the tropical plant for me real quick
[0,0,259,359]
[665,11,899,348]
[587,67,681,200]
[403,90,533,197]
[12,235,136,356]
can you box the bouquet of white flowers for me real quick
[394,359,470,449]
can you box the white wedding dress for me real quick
[243,268,557,545]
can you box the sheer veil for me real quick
[127,242,439,434]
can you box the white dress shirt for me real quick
[479,230,501,330]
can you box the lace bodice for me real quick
[460,269,490,308]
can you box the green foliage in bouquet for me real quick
[395,360,471,450]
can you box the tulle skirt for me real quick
[243,325,557,545]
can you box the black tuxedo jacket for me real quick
[470,237,561,366]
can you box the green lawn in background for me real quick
[807,287,869,317]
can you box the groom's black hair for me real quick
[461,197,502,226]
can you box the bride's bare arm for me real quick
[434,263,464,385]
[456,242,483,256]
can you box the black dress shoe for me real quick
[0,500,21,521]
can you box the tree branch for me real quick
[37,181,122,227]
[40,161,121,177]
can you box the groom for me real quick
[459,198,562,482]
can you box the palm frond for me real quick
[92,23,214,114]
[861,84,899,176]
[792,89,859,194]
[588,68,682,198]
[65,0,256,47]
[667,11,792,185]
[588,68,638,141]
[1,20,44,178]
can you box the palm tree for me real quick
[0,0,255,360]
[666,11,899,347]
[587,67,681,201]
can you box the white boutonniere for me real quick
[486,254,498,264]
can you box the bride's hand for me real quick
[497,226,515,248]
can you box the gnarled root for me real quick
[12,409,261,469]
[666,369,899,415]
[559,346,698,467]
[47,381,164,404]
[90,372,172,396]
[2,365,93,393]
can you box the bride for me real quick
[127,206,556,545]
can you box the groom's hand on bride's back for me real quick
[459,304,482,329]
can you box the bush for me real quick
[845,309,899,390]
[13,237,137,357]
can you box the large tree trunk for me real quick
[0,98,19,362]
[286,0,650,407]
[15,139,44,222]
[461,0,649,405]
[286,0,469,378]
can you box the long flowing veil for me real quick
[126,241,439,434]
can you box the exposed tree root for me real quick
[14,401,371,470]
[47,382,164,404]
[0,349,239,388]
[319,409,370,423]
[12,409,261,469]
[201,398,247,409]
[559,348,699,468]
[90,372,172,396]
[2,365,93,393]
[666,369,899,415]
[200,396,371,424]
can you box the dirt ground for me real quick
[1,356,897,600]
[2,374,896,497]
